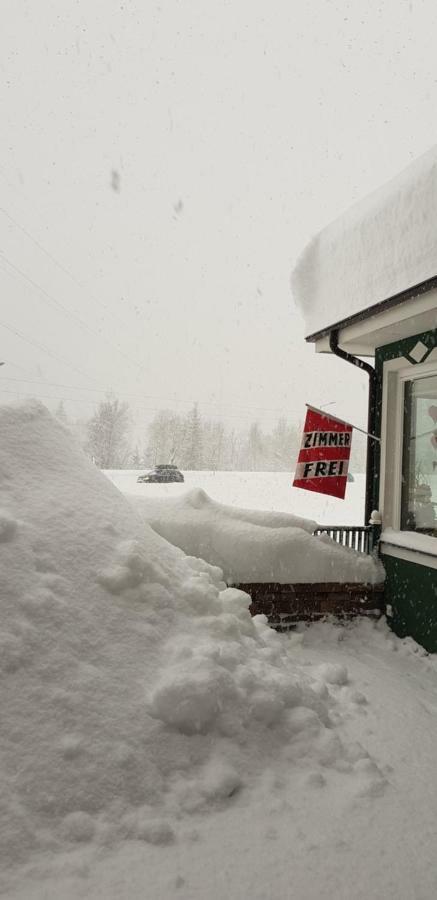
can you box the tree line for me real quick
[55,395,366,472]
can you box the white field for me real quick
[105,469,366,527]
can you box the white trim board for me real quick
[379,356,437,540]
[380,542,437,571]
[381,529,437,557]
[314,290,437,356]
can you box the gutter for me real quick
[329,330,377,525]
[305,275,437,344]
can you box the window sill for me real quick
[380,528,437,568]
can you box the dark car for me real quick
[137,464,184,484]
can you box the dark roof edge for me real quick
[305,275,437,343]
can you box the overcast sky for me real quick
[1,0,437,438]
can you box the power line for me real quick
[0,319,107,387]
[0,357,39,375]
[0,387,151,413]
[0,252,101,334]
[0,200,257,401]
[0,201,292,414]
[0,252,108,341]
[0,253,149,379]
[0,199,128,332]
[0,385,294,425]
[0,250,128,358]
[0,202,297,421]
[0,205,84,286]
[0,375,294,417]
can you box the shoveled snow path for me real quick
[10,620,437,900]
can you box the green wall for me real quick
[375,327,437,650]
[382,553,437,652]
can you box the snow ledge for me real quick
[380,529,437,568]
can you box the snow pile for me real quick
[0,403,383,888]
[11,615,437,900]
[131,488,384,584]
[292,144,437,336]
[108,468,368,526]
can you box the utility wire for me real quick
[0,202,297,419]
[0,252,101,334]
[0,387,291,424]
[0,248,172,386]
[0,319,108,387]
[0,253,149,379]
[0,387,152,412]
[0,200,128,331]
[0,375,295,417]
[0,205,85,287]
[0,357,39,375]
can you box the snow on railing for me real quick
[313,525,373,555]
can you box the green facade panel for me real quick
[382,553,437,652]
[375,327,437,651]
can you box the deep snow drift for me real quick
[292,144,437,336]
[130,488,383,584]
[3,403,437,900]
[0,402,383,895]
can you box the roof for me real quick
[292,146,437,346]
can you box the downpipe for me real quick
[329,330,377,526]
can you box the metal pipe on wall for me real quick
[328,330,377,525]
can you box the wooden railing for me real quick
[313,525,373,554]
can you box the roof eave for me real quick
[304,275,437,344]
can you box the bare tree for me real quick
[130,445,143,468]
[181,403,203,469]
[141,408,306,472]
[145,410,183,466]
[203,421,225,471]
[85,395,131,468]
[269,417,300,470]
[247,422,264,470]
[54,400,70,428]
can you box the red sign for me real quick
[293,408,352,499]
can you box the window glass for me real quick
[401,373,437,536]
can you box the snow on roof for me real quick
[131,488,384,585]
[0,401,382,875]
[292,145,437,338]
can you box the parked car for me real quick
[137,464,184,484]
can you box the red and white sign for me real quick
[293,407,352,499]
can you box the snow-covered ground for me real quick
[105,469,366,526]
[9,622,437,900]
[3,407,437,900]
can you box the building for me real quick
[293,147,437,651]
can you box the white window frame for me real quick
[379,350,437,568]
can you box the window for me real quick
[401,373,437,536]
